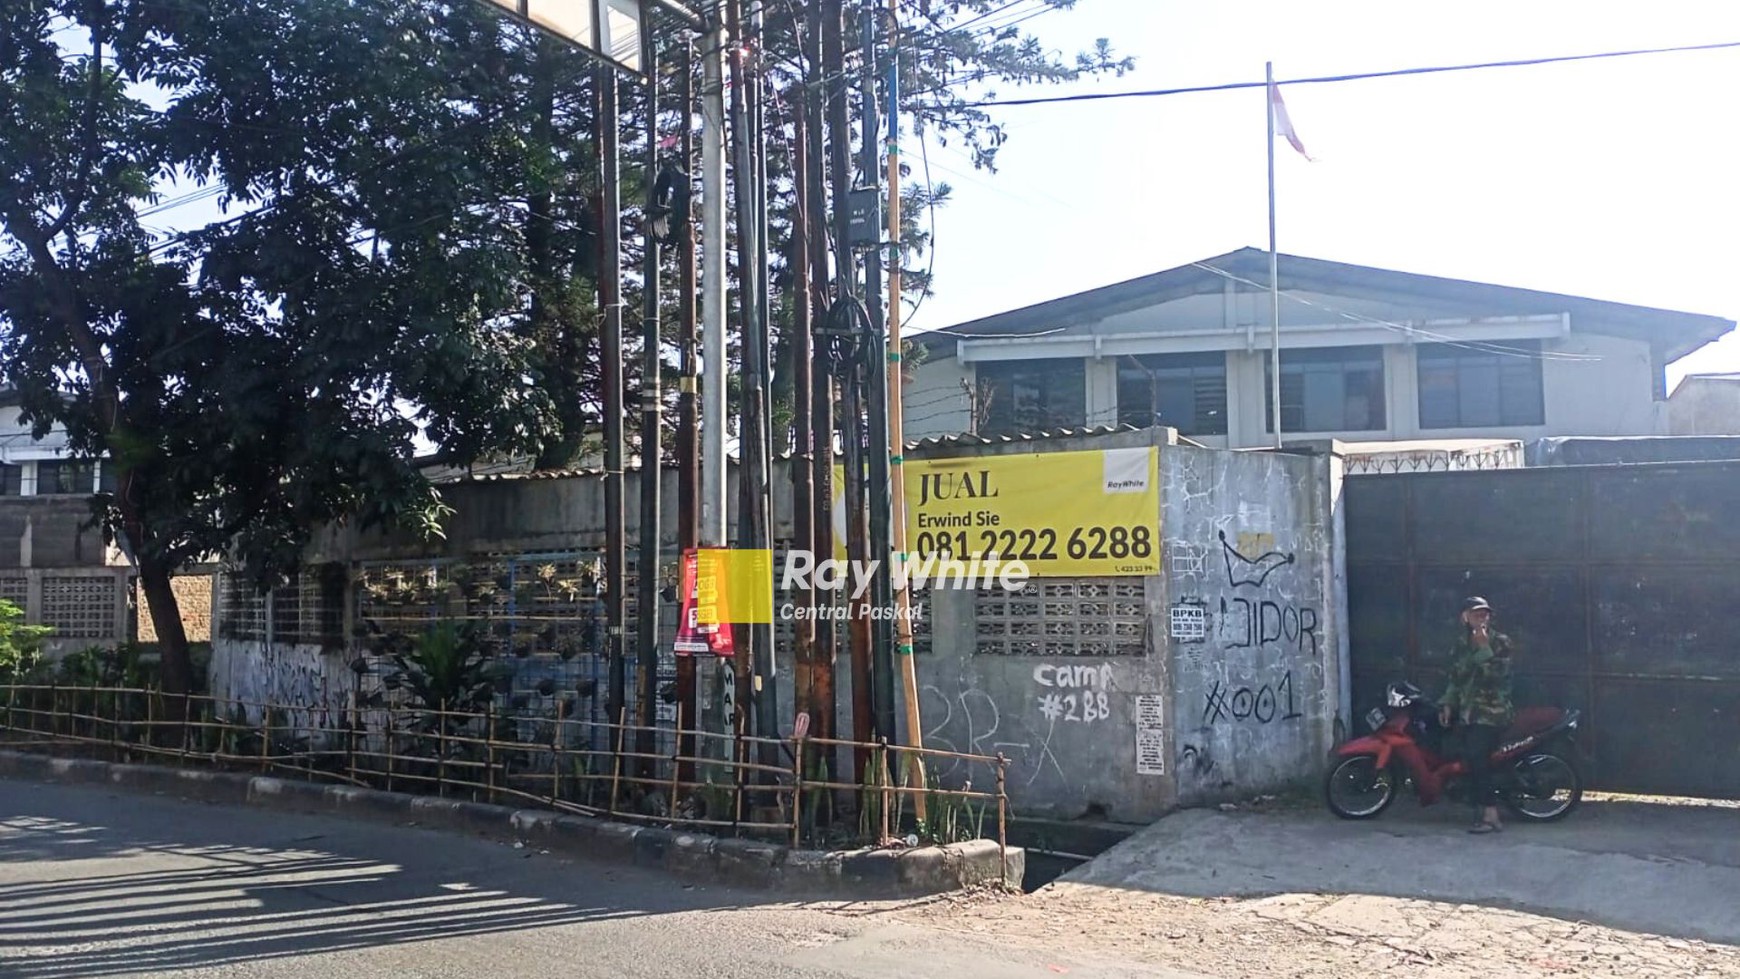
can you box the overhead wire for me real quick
[940,38,1740,108]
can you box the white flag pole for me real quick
[1266,61,1282,449]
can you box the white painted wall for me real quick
[903,354,975,439]
[912,325,1670,448]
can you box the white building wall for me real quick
[918,333,1663,448]
[903,354,975,439]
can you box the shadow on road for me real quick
[0,781,770,979]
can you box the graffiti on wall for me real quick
[1174,490,1329,786]
[920,682,1069,787]
[1201,671,1306,725]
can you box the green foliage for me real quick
[388,620,497,714]
[0,0,1130,695]
[48,642,156,688]
[0,0,597,690]
[0,599,52,683]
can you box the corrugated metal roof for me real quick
[907,424,1139,449]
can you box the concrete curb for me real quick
[0,750,1023,897]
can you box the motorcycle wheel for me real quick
[1503,749,1583,822]
[1323,754,1396,819]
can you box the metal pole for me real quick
[824,0,871,779]
[883,0,926,798]
[791,65,818,740]
[747,0,779,752]
[676,36,701,783]
[726,0,777,757]
[599,62,629,723]
[1267,60,1282,450]
[636,10,663,765]
[806,0,839,757]
[700,8,728,552]
[857,7,896,746]
[701,7,730,760]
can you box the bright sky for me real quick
[900,0,1740,392]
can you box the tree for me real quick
[0,0,586,692]
[0,0,1127,698]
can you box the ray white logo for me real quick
[779,551,1030,599]
[1102,446,1151,494]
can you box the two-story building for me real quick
[904,249,1734,449]
[0,389,215,655]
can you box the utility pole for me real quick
[636,23,663,764]
[700,7,728,557]
[726,0,777,760]
[790,50,817,744]
[824,0,874,778]
[882,0,926,793]
[676,37,700,781]
[805,0,838,757]
[598,65,628,728]
[857,6,896,745]
[700,3,729,753]
[748,0,778,751]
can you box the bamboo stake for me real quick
[608,707,626,814]
[485,700,497,805]
[437,700,449,797]
[790,732,805,848]
[997,753,1009,886]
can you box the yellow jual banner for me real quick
[833,446,1161,576]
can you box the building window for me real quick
[35,460,97,495]
[1417,341,1545,429]
[0,465,20,496]
[1265,346,1387,433]
[1116,352,1228,436]
[975,358,1085,436]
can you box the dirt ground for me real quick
[880,880,1740,978]
[864,794,1740,978]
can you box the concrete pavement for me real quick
[0,778,1204,979]
[1063,793,1740,946]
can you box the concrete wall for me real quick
[893,429,1341,820]
[1161,444,1341,805]
[897,428,1174,822]
[904,354,974,440]
[0,566,133,656]
[209,431,1344,823]
[0,497,117,568]
[1668,377,1740,435]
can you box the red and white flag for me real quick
[1269,80,1314,162]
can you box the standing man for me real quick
[1439,596,1515,834]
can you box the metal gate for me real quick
[1345,461,1740,799]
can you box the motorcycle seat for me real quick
[1501,705,1565,741]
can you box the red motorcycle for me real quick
[1324,681,1584,822]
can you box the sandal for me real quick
[1467,821,1503,834]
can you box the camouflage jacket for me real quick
[1440,631,1515,727]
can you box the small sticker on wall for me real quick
[1135,693,1165,730]
[1169,601,1207,643]
[1135,693,1165,775]
[1136,730,1166,775]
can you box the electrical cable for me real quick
[941,39,1740,108]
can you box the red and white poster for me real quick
[673,549,735,657]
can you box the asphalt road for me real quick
[0,778,1205,979]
